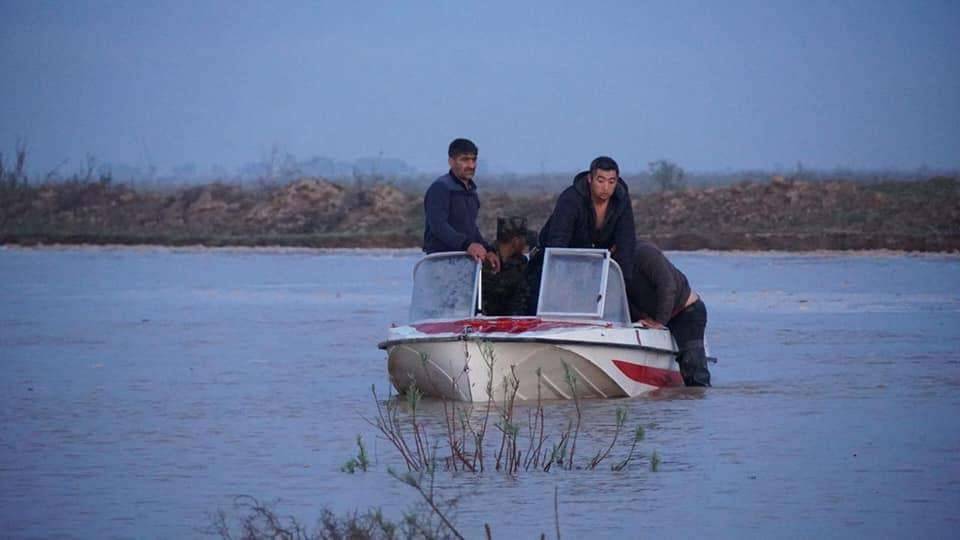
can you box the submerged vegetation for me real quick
[370,344,661,475]
[209,493,458,540]
[212,346,664,539]
[340,435,370,474]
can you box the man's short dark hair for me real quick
[589,156,619,176]
[448,138,478,158]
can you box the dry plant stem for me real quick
[369,385,418,470]
[440,344,477,473]
[409,389,431,469]
[369,383,433,471]
[374,350,654,477]
[390,468,465,540]
[448,410,477,473]
[235,495,308,540]
[589,408,626,470]
[495,366,521,472]
[495,378,509,471]
[562,363,583,470]
[612,425,645,471]
[454,407,479,472]
[396,390,425,469]
[543,427,570,472]
[524,368,548,470]
[454,343,473,451]
[507,366,522,473]
[427,351,462,473]
[477,341,498,472]
[441,396,458,471]
[422,350,476,473]
[458,407,478,471]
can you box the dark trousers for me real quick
[667,299,712,387]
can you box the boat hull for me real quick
[380,319,682,402]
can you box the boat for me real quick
[378,248,683,402]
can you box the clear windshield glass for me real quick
[537,248,631,326]
[409,253,479,322]
[537,249,607,317]
[602,261,631,325]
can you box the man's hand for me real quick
[639,317,665,330]
[466,243,500,272]
[485,251,501,273]
[466,242,487,263]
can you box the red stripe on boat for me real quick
[612,359,684,387]
[412,318,606,335]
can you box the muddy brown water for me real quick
[1,247,958,538]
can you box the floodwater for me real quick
[1,246,958,539]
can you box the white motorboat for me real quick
[378,248,682,402]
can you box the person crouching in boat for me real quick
[627,240,712,387]
[482,217,536,316]
[526,155,636,314]
[422,137,500,272]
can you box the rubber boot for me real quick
[678,347,711,387]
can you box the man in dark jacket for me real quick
[422,138,500,271]
[527,156,635,312]
[627,240,712,387]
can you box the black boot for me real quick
[678,347,711,387]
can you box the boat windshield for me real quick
[407,248,630,326]
[537,248,631,326]
[409,252,480,322]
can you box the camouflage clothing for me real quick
[482,252,530,316]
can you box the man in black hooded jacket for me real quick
[527,156,636,313]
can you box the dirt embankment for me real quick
[1,175,957,251]
[634,176,960,251]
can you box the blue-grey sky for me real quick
[1,0,958,176]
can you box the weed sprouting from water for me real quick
[375,345,661,476]
[522,367,548,471]
[494,364,522,473]
[589,407,626,470]
[388,466,465,540]
[650,450,662,472]
[561,362,583,471]
[209,493,456,540]
[341,435,370,473]
[369,384,432,471]
[214,343,664,539]
[612,425,645,471]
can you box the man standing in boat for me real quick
[423,138,500,272]
[527,155,636,312]
[627,240,712,387]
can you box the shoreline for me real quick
[2,231,957,254]
[3,176,957,254]
[4,241,958,258]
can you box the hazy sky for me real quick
[2,0,958,176]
